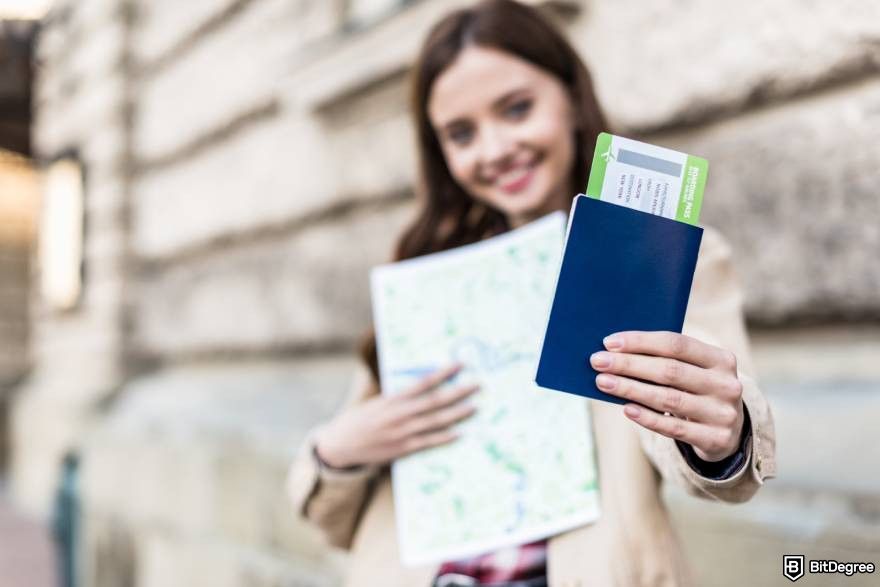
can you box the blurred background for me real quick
[0,0,878,586]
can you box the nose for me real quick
[475,122,515,168]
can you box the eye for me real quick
[446,124,475,146]
[503,98,532,120]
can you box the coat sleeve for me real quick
[637,226,777,503]
[286,364,382,549]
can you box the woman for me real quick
[287,1,776,585]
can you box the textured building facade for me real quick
[0,151,37,471]
[0,18,38,476]
[12,0,880,585]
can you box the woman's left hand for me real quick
[590,331,745,462]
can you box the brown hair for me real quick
[360,0,608,381]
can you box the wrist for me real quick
[694,400,746,462]
[678,401,752,480]
[313,430,359,470]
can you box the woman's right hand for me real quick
[314,364,479,469]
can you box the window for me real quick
[38,156,84,311]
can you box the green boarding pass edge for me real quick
[585,132,612,199]
[674,155,708,225]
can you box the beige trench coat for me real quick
[287,227,777,587]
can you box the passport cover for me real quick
[535,195,704,404]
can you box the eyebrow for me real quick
[439,87,533,133]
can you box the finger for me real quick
[590,351,726,395]
[604,331,734,370]
[398,363,463,399]
[396,383,480,419]
[621,404,714,447]
[398,429,459,458]
[596,373,731,423]
[400,401,477,438]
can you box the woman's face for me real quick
[428,45,577,227]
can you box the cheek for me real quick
[522,114,575,166]
[443,146,479,188]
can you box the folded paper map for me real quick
[371,212,600,566]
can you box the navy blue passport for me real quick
[535,195,703,404]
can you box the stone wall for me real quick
[15,0,880,586]
[10,0,130,513]
[0,151,37,470]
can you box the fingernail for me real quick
[624,405,641,418]
[603,335,623,351]
[596,374,616,391]
[590,352,611,368]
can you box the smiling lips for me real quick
[493,157,540,195]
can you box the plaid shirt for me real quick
[436,539,547,583]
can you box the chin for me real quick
[487,186,557,221]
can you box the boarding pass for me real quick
[585,132,708,225]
